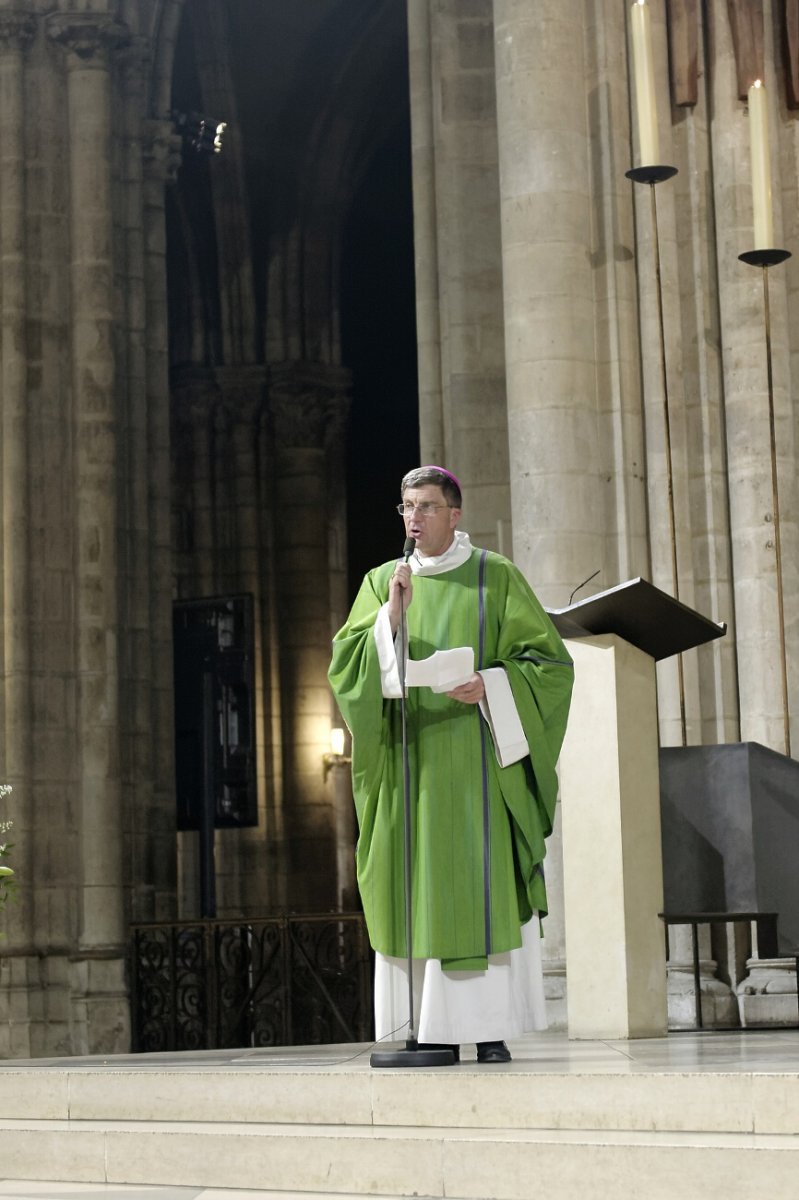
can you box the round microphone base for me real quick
[370,1040,456,1068]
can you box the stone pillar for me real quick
[583,0,651,590]
[0,9,36,939]
[0,9,37,1056]
[666,923,738,1030]
[192,0,257,366]
[215,369,269,915]
[117,37,159,926]
[492,0,603,1025]
[709,4,799,752]
[47,12,130,1053]
[493,0,604,598]
[738,956,799,1027]
[173,374,218,599]
[324,395,356,909]
[142,119,182,924]
[170,370,215,918]
[270,365,350,910]
[406,0,511,547]
[256,383,286,911]
[663,12,740,746]
[406,0,444,463]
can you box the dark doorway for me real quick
[167,0,419,603]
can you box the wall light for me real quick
[323,726,351,781]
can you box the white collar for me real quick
[409,530,473,576]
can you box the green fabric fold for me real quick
[328,548,574,965]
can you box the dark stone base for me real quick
[660,743,799,951]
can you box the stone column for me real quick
[660,13,740,746]
[0,8,36,933]
[406,0,510,548]
[256,386,286,911]
[625,0,714,746]
[666,923,738,1030]
[171,371,218,599]
[142,119,182,923]
[709,4,799,752]
[192,0,257,365]
[324,394,356,909]
[585,0,651,587]
[216,369,269,914]
[492,0,602,1025]
[170,370,215,918]
[117,38,158,926]
[0,8,36,1057]
[47,12,130,1053]
[493,0,603,598]
[406,0,444,463]
[270,365,350,910]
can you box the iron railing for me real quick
[130,913,373,1052]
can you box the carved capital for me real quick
[323,392,351,451]
[270,391,329,449]
[46,13,130,68]
[214,366,267,433]
[0,12,36,54]
[269,362,352,448]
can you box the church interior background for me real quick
[1,0,799,1057]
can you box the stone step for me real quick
[2,1188,434,1200]
[1,1117,799,1200]
[3,1062,799,1135]
[3,1035,799,1199]
[0,1186,440,1200]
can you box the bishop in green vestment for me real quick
[328,467,574,1057]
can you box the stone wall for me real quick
[0,4,177,1056]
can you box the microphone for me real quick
[568,569,599,606]
[402,537,416,562]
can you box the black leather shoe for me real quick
[476,1040,511,1063]
[419,1042,460,1062]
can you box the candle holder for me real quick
[628,162,687,745]
[625,165,678,185]
[738,246,793,757]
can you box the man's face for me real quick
[400,484,461,557]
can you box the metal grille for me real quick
[130,913,373,1051]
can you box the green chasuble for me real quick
[328,545,574,967]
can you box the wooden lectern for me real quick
[547,579,725,1040]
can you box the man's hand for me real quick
[446,673,485,705]
[388,562,413,633]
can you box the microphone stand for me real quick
[370,542,455,1069]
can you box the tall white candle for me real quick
[748,80,774,250]
[631,0,660,167]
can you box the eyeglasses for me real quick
[395,502,452,517]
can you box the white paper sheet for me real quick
[404,646,475,693]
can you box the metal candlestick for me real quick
[738,247,792,758]
[626,162,686,746]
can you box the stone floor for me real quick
[1,1028,798,1199]
[3,1025,798,1075]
